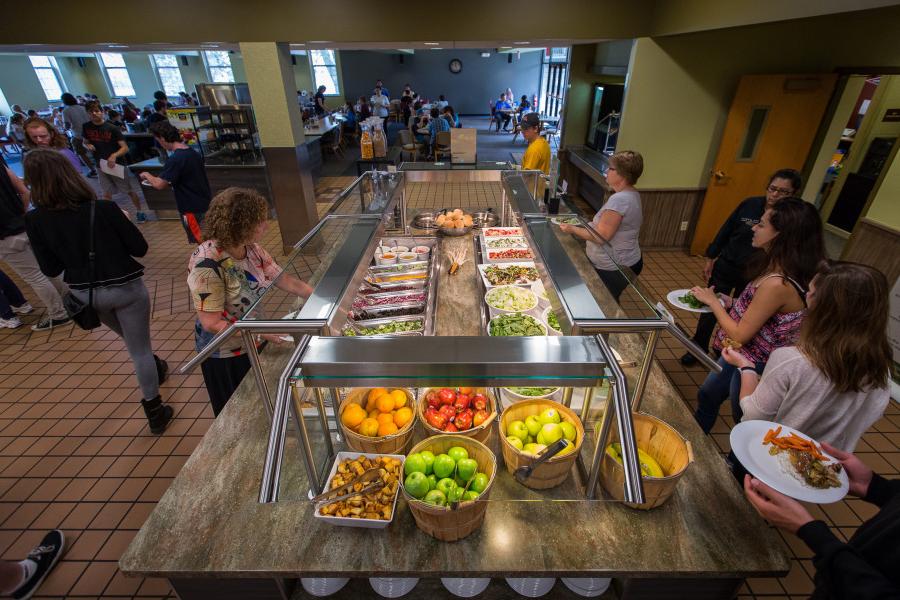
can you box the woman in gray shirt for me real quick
[559,150,644,302]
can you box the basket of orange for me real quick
[339,388,417,454]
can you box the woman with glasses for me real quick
[680,169,802,366]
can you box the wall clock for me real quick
[449,59,462,74]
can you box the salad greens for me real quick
[546,311,561,332]
[677,291,706,309]
[483,265,540,286]
[489,313,546,336]
[486,286,538,312]
[343,318,423,336]
[506,387,559,397]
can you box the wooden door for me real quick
[690,74,837,255]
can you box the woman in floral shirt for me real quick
[188,187,312,415]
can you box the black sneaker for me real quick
[680,352,699,366]
[31,316,72,332]
[12,529,65,600]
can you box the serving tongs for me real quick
[447,246,468,275]
[514,439,570,483]
[450,475,475,511]
[311,467,384,505]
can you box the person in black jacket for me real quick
[22,149,173,434]
[744,443,899,598]
[681,168,802,365]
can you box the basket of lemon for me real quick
[339,388,417,454]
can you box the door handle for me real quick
[711,169,726,181]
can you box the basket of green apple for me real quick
[500,399,584,489]
[401,435,496,541]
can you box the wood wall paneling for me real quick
[842,217,900,284]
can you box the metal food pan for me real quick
[368,261,430,275]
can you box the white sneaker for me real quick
[0,316,22,328]
[12,303,33,315]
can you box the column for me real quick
[239,42,317,254]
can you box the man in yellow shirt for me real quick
[520,112,551,174]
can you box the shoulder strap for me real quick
[760,273,807,307]
[87,199,96,307]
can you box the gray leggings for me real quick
[72,278,158,400]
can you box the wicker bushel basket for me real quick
[338,389,416,454]
[417,388,497,444]
[402,435,497,542]
[598,412,694,510]
[498,399,585,489]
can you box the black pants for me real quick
[692,263,747,352]
[200,353,251,417]
[596,257,644,303]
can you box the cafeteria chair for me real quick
[487,100,498,131]
[398,129,423,161]
[434,131,451,161]
[0,118,22,156]
[510,113,523,143]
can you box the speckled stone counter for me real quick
[120,228,791,600]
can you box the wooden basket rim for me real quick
[339,389,417,443]
[417,388,497,437]
[498,399,585,463]
[604,411,693,481]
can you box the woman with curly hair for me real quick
[22,117,82,171]
[187,187,313,415]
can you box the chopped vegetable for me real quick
[763,426,827,460]
[486,237,529,249]
[489,313,546,336]
[485,286,538,312]
[343,319,424,336]
[506,387,558,397]
[489,249,534,260]
[546,311,561,332]
[483,265,539,286]
[677,291,706,309]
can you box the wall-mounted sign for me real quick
[882,108,900,122]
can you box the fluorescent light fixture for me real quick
[514,41,530,45]
[291,43,306,46]
[308,40,332,44]
[430,47,443,50]
[424,42,439,46]
[480,52,491,57]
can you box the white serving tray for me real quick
[314,451,407,529]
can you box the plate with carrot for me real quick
[730,420,849,503]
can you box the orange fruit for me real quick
[340,404,365,429]
[459,387,473,394]
[390,389,407,409]
[368,409,380,420]
[366,388,387,411]
[376,395,395,413]
[358,418,379,437]
[394,407,413,428]
[376,413,395,426]
[377,422,399,437]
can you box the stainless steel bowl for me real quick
[412,212,438,229]
[471,211,498,229]
[438,224,473,236]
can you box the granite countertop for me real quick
[120,229,791,580]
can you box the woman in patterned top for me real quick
[690,197,824,434]
[188,187,313,416]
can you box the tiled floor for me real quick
[0,178,896,599]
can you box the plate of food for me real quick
[730,420,849,504]
[550,216,582,226]
[666,289,722,313]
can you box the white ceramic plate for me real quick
[730,420,849,504]
[665,289,721,313]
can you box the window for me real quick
[204,51,234,83]
[99,52,135,97]
[152,54,185,96]
[310,49,339,95]
[737,106,770,161]
[29,56,64,101]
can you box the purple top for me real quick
[58,148,83,172]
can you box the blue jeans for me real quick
[0,267,27,319]
[694,356,764,433]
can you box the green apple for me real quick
[426,474,437,491]
[404,471,429,499]
[447,446,468,463]
[536,423,563,446]
[404,453,427,476]
[433,453,456,479]
[456,458,478,481]
[506,435,524,451]
[525,415,542,437]
[523,442,547,456]
[423,489,447,506]
[419,450,436,475]
[447,486,465,503]
[538,408,561,425]
[557,440,576,456]
[470,472,489,493]
[436,477,457,497]
[507,420,529,443]
[559,421,577,442]
[526,435,535,444]
[462,490,480,502]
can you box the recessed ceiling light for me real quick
[514,41,530,45]
[430,47,443,50]
[291,43,306,46]
[308,40,331,44]
[424,42,439,46]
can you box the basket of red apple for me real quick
[500,399,585,489]
[418,388,497,444]
[401,434,497,541]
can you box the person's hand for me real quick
[559,223,573,234]
[703,258,715,281]
[84,142,95,151]
[107,157,117,170]
[260,334,287,345]
[721,294,734,310]
[690,285,718,306]
[722,347,753,369]
[139,172,150,181]
[744,475,815,534]
[820,443,873,498]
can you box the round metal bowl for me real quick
[438,224,473,236]
[471,211,498,229]
[412,212,438,229]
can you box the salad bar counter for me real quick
[121,168,790,600]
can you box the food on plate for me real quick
[403,447,488,505]
[552,216,581,225]
[483,264,540,286]
[489,313,546,336]
[484,227,522,237]
[506,414,578,457]
[341,389,413,437]
[677,291,706,309]
[423,388,492,432]
[545,311,561,332]
[436,209,474,229]
[505,387,558,398]
[722,337,743,350]
[318,455,402,520]
[485,285,538,313]
[489,248,535,261]
[342,318,424,336]
[485,237,529,249]
[605,443,665,478]
[763,426,842,489]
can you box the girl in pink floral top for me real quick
[690,198,824,433]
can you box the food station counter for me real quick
[120,168,790,600]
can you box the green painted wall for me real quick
[0,55,49,111]
[560,44,596,149]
